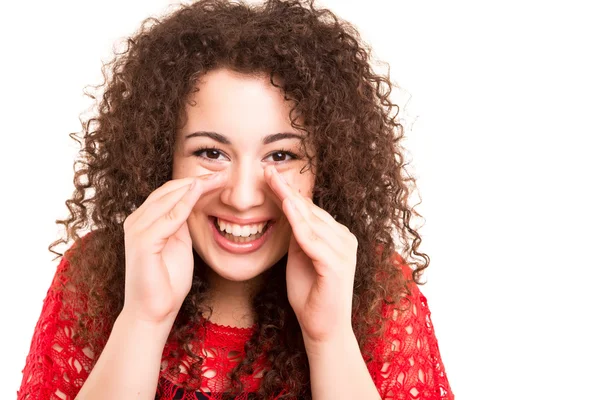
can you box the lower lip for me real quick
[209,217,276,254]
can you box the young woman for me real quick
[17,0,453,399]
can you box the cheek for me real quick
[172,153,221,179]
[277,221,293,239]
[191,197,210,212]
[299,181,315,200]
[279,170,315,198]
[171,153,191,179]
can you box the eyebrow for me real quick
[184,131,305,145]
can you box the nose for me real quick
[219,161,267,212]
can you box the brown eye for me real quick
[266,150,299,163]
[192,147,226,162]
[205,149,220,159]
[272,151,287,162]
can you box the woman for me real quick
[17,0,453,399]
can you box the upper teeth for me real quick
[216,218,269,237]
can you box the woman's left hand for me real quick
[264,165,358,345]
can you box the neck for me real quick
[203,267,263,328]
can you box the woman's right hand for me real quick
[121,172,226,325]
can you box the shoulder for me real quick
[52,232,96,295]
[369,252,454,399]
[18,257,98,400]
[368,251,438,367]
[391,251,415,285]
[41,231,105,334]
[383,251,431,330]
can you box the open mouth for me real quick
[209,216,276,244]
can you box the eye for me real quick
[193,147,225,162]
[192,147,300,164]
[265,150,300,163]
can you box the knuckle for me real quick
[166,206,179,221]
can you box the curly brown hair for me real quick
[48,0,430,398]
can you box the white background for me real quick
[2,0,599,398]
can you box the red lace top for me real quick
[17,250,454,400]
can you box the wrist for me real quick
[117,309,177,336]
[303,327,357,359]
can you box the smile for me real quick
[208,216,276,254]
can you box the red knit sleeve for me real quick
[370,255,454,400]
[17,255,95,400]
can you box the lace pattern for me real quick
[18,256,95,399]
[158,319,272,399]
[17,252,453,399]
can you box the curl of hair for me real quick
[49,0,430,398]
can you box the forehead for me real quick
[182,68,301,142]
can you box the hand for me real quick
[264,165,358,344]
[121,172,227,325]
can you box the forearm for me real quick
[304,329,382,400]
[75,311,175,399]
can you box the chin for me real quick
[207,261,272,282]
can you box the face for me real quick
[172,68,315,287]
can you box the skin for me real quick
[76,69,379,399]
[172,68,315,327]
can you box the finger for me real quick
[264,165,316,218]
[133,183,194,233]
[265,166,346,235]
[125,178,194,230]
[127,172,225,229]
[146,177,199,206]
[264,165,294,203]
[173,219,192,249]
[283,197,337,271]
[296,195,348,235]
[143,177,210,252]
[285,195,347,252]
[135,174,225,232]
